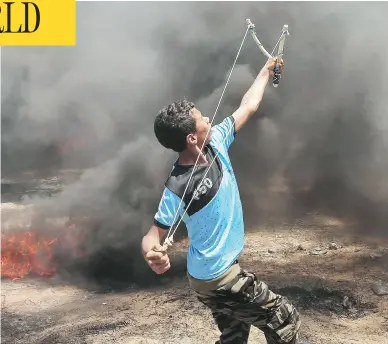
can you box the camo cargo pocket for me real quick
[267,298,301,343]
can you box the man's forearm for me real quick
[141,225,166,257]
[232,68,270,132]
[240,68,270,110]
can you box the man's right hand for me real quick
[144,244,171,275]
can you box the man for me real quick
[141,58,306,344]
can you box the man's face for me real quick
[191,108,211,148]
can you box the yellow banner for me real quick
[0,0,76,46]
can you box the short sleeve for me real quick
[210,116,236,152]
[154,187,185,230]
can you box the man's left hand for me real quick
[264,57,284,76]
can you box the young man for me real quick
[141,58,306,344]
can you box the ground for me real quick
[2,213,388,344]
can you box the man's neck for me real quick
[178,146,208,166]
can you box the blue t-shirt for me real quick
[154,116,244,280]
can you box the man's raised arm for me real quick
[232,58,284,132]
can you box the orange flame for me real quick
[1,218,90,280]
[1,232,58,280]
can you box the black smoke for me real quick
[2,2,388,285]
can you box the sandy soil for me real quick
[2,213,388,344]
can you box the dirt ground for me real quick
[2,212,388,344]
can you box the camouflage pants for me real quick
[190,267,301,344]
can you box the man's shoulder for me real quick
[209,137,233,168]
[209,116,236,153]
[212,116,236,135]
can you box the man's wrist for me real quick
[141,236,154,257]
[259,68,271,78]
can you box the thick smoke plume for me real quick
[2,2,388,284]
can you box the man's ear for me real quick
[186,133,197,146]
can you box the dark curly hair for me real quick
[154,99,196,152]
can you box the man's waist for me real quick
[187,259,241,292]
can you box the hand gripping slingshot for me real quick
[246,19,290,87]
[157,19,290,253]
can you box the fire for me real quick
[1,221,86,280]
[1,231,57,280]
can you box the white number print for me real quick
[193,178,213,201]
